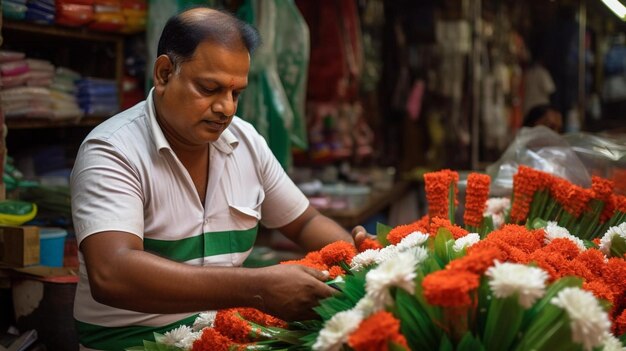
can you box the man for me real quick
[71,7,367,350]
[522,104,563,133]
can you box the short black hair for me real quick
[523,104,557,127]
[157,7,260,66]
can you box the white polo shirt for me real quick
[70,90,308,350]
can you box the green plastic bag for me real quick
[237,0,310,170]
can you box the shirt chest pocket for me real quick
[227,188,265,226]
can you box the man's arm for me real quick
[277,205,368,252]
[81,230,336,321]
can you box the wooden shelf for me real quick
[5,116,108,129]
[3,20,127,42]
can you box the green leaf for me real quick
[125,347,147,351]
[482,295,525,351]
[521,276,582,331]
[530,217,548,230]
[377,222,393,246]
[434,228,454,266]
[439,334,454,351]
[141,341,160,351]
[480,216,494,239]
[609,234,626,258]
[395,289,439,350]
[449,181,456,225]
[457,332,486,351]
[389,341,409,351]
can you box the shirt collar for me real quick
[146,88,239,154]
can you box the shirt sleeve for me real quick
[254,135,309,229]
[70,138,145,245]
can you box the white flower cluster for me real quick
[161,325,200,350]
[313,309,364,351]
[551,287,612,351]
[544,221,586,252]
[599,222,626,256]
[315,235,429,351]
[350,231,428,271]
[483,197,511,229]
[485,261,548,308]
[453,233,481,252]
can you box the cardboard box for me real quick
[0,226,39,267]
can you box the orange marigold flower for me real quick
[604,258,626,293]
[482,225,544,254]
[358,237,383,252]
[614,195,626,213]
[463,173,491,228]
[614,309,626,336]
[430,217,469,239]
[541,238,581,260]
[583,281,615,306]
[387,222,427,245]
[574,249,606,280]
[237,308,287,328]
[424,170,458,220]
[348,311,409,351]
[413,214,431,233]
[327,265,345,279]
[280,253,328,272]
[422,269,480,307]
[320,241,357,265]
[214,309,252,343]
[510,166,552,223]
[592,176,614,201]
[550,177,593,217]
[448,247,502,274]
[193,328,232,351]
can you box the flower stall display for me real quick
[128,167,626,351]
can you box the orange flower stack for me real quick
[463,173,491,229]
[510,166,552,223]
[424,169,459,221]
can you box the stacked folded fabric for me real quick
[0,50,83,119]
[76,77,119,116]
[25,0,56,25]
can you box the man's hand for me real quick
[256,264,336,321]
[351,225,371,248]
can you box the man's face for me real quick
[154,40,250,146]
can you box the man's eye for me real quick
[233,91,242,99]
[200,86,217,94]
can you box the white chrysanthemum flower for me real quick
[484,198,511,229]
[485,261,548,308]
[192,311,217,331]
[601,332,626,351]
[544,221,586,252]
[453,233,481,252]
[350,249,381,271]
[162,325,199,350]
[313,309,363,351]
[599,223,626,256]
[365,248,424,308]
[484,197,511,215]
[374,245,399,264]
[551,287,612,351]
[354,295,379,317]
[396,231,429,251]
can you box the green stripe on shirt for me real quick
[143,226,258,262]
[76,314,198,351]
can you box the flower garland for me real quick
[128,166,626,351]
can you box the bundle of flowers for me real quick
[129,167,626,351]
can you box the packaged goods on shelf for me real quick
[76,77,119,116]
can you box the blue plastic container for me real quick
[39,227,67,267]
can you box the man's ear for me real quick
[153,55,174,91]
